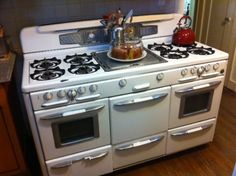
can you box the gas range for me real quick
[20,13,229,176]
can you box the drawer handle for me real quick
[132,83,150,92]
[178,76,198,83]
[175,81,221,95]
[116,135,164,151]
[51,161,73,169]
[171,124,213,137]
[114,93,168,106]
[51,152,108,169]
[75,94,101,102]
[83,152,108,160]
[40,105,104,120]
[41,100,69,108]
[202,72,220,79]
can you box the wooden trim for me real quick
[0,84,26,175]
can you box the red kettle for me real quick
[172,15,195,46]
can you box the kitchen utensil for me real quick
[121,9,133,26]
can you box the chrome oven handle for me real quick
[178,76,198,83]
[202,72,220,79]
[132,83,150,92]
[50,152,108,169]
[115,135,164,151]
[175,81,221,95]
[83,152,108,160]
[51,160,73,169]
[171,124,213,137]
[114,93,168,106]
[40,105,105,120]
[75,94,101,102]
[41,100,69,108]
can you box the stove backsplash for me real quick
[0,0,180,53]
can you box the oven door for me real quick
[169,76,224,128]
[35,98,110,160]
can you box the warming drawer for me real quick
[112,133,166,169]
[46,145,112,176]
[166,118,216,154]
[109,87,170,144]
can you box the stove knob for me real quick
[119,79,127,87]
[190,67,197,75]
[197,67,205,75]
[213,63,220,70]
[43,92,53,101]
[78,87,86,94]
[57,90,66,98]
[205,64,211,72]
[156,73,164,81]
[89,84,98,93]
[67,89,77,99]
[181,68,188,76]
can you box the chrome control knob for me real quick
[190,67,197,74]
[78,87,86,94]
[197,66,205,75]
[43,92,53,101]
[119,79,127,87]
[213,63,220,70]
[89,84,98,93]
[205,64,211,72]
[57,90,66,98]
[181,68,188,76]
[156,73,164,81]
[67,89,77,99]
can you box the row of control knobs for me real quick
[43,84,98,101]
[180,63,220,76]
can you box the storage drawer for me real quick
[113,133,166,169]
[46,145,112,176]
[110,87,170,144]
[167,118,216,154]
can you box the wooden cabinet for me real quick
[0,83,26,175]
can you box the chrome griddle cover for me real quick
[93,48,167,71]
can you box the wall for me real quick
[0,0,179,53]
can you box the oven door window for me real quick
[179,90,213,118]
[52,115,99,148]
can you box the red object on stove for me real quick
[172,15,195,46]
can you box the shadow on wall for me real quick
[0,0,177,52]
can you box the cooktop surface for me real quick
[93,48,167,71]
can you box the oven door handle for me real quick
[50,151,108,169]
[115,135,164,151]
[171,124,213,137]
[83,152,108,160]
[175,81,221,95]
[40,105,105,120]
[114,93,168,106]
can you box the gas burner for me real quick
[30,57,61,69]
[147,43,173,52]
[160,49,189,59]
[68,63,100,75]
[30,67,65,81]
[64,53,92,65]
[173,43,197,48]
[187,46,215,55]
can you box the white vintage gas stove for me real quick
[21,14,228,176]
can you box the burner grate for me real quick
[64,53,92,65]
[160,49,189,59]
[68,63,100,75]
[30,67,65,81]
[30,57,61,69]
[187,46,215,55]
[147,43,173,52]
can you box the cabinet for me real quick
[0,83,26,175]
